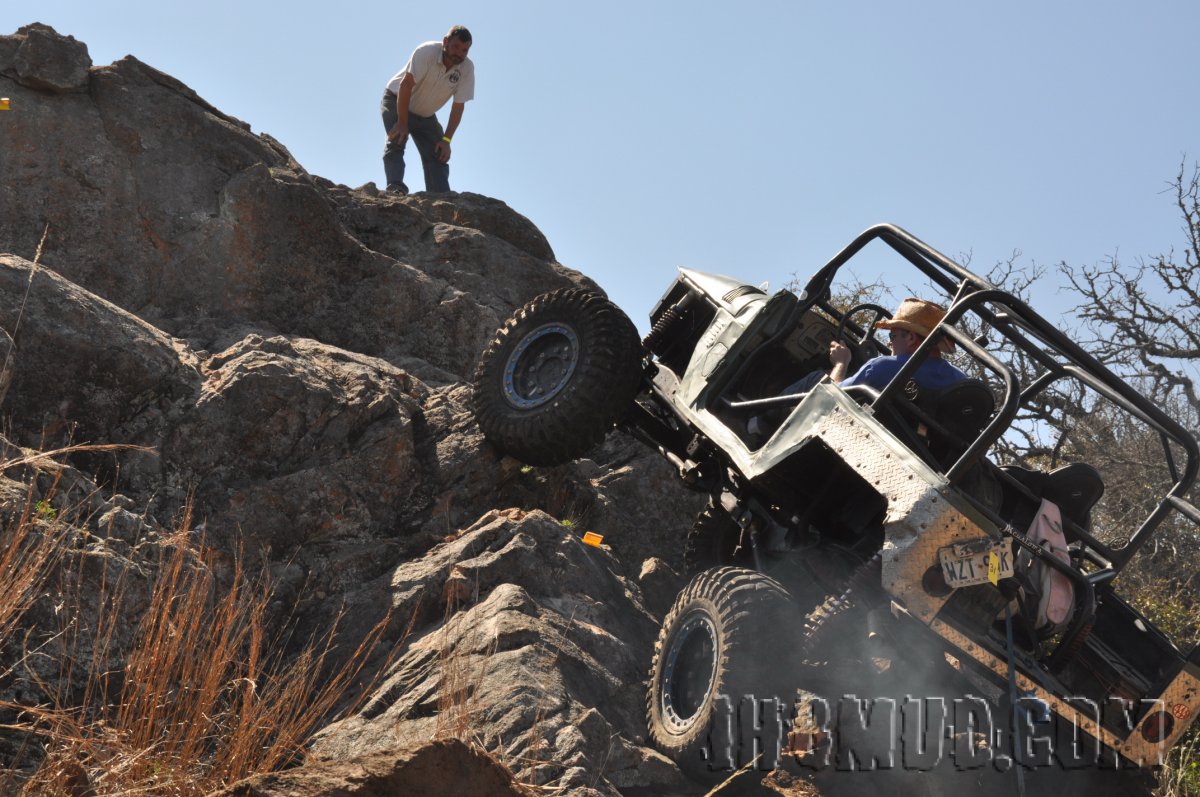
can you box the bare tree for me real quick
[1062,161,1200,427]
[1053,162,1200,651]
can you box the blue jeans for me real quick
[381,90,450,193]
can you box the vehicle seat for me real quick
[1043,463,1105,530]
[909,378,996,469]
[916,379,993,468]
[999,462,1105,539]
[842,377,996,474]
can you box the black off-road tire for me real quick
[472,289,643,466]
[797,554,886,694]
[682,504,748,575]
[647,567,796,780]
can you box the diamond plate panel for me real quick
[813,405,996,622]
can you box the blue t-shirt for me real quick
[841,354,967,392]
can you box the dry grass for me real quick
[0,480,71,685]
[429,581,561,793]
[0,223,51,411]
[0,457,393,796]
[1159,727,1200,797]
[434,588,494,742]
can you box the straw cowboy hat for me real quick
[876,298,955,353]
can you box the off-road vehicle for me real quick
[472,223,1200,777]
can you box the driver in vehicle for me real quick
[748,298,966,441]
[832,297,967,390]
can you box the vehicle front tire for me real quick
[472,288,643,466]
[646,567,795,780]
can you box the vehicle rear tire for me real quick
[647,567,796,780]
[682,504,748,575]
[798,554,886,694]
[472,289,643,466]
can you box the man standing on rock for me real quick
[381,26,475,196]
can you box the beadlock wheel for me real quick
[502,322,580,409]
[473,289,643,466]
[646,567,796,780]
[659,611,718,732]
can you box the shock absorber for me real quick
[642,294,694,353]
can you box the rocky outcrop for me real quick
[214,739,531,797]
[0,23,90,92]
[0,254,200,449]
[0,23,709,797]
[0,24,597,381]
[310,510,691,797]
[0,250,702,570]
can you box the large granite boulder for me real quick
[0,22,90,92]
[0,253,201,451]
[213,739,531,797]
[311,510,691,797]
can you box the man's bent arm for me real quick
[389,74,416,140]
[435,102,465,162]
[444,102,465,140]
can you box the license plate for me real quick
[939,540,1014,588]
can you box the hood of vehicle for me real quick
[676,268,770,315]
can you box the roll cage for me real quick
[770,223,1200,669]
[803,225,1199,559]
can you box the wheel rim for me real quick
[660,611,718,732]
[503,323,580,409]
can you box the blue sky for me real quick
[8,1,1198,331]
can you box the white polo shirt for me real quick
[386,41,475,118]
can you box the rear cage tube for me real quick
[808,226,1200,666]
[814,228,1199,560]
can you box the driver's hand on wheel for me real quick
[829,340,852,368]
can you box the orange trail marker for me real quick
[581,531,604,548]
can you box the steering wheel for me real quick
[834,303,892,346]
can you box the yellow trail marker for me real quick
[581,531,604,548]
[0,98,11,111]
